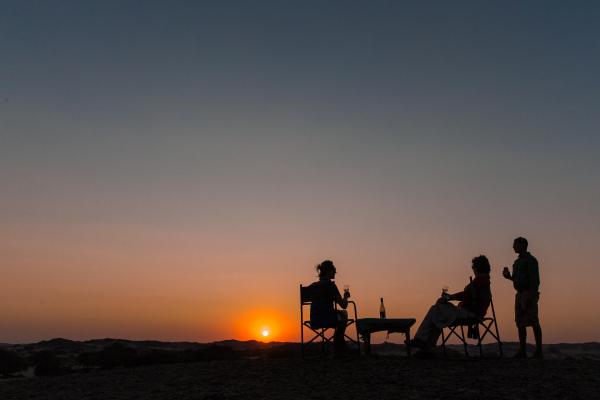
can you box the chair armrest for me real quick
[347,300,359,322]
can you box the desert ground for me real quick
[2,356,599,400]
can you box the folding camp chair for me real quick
[300,284,360,358]
[440,296,503,358]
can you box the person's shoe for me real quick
[512,350,527,359]
[406,338,427,349]
[532,350,544,359]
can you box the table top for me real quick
[356,318,416,334]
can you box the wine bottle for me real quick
[379,297,386,319]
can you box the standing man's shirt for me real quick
[512,252,540,292]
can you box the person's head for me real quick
[316,259,336,280]
[513,237,528,254]
[471,255,491,276]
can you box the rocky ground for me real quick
[1,356,599,400]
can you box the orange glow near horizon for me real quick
[233,308,295,342]
[1,223,599,344]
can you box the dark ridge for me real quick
[34,338,88,351]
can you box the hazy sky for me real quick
[1,1,599,344]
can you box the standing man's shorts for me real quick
[515,291,540,327]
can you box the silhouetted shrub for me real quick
[189,345,237,362]
[263,345,299,359]
[77,344,242,369]
[78,342,138,369]
[135,349,182,365]
[77,351,99,368]
[0,349,28,375]
[32,351,62,376]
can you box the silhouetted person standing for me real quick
[503,237,543,358]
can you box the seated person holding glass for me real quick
[407,255,492,352]
[307,259,351,356]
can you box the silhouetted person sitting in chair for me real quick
[407,255,492,354]
[307,260,351,356]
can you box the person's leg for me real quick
[517,326,527,356]
[533,323,543,358]
[413,303,457,349]
[334,311,348,355]
[425,326,442,349]
[529,292,543,358]
[514,293,527,357]
[413,305,437,346]
[334,324,346,353]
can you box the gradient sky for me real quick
[1,1,599,344]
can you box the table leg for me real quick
[361,333,371,355]
[405,330,412,358]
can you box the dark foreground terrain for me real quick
[1,357,599,400]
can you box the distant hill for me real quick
[83,338,206,351]
[3,338,288,356]
[213,340,289,351]
[34,338,95,352]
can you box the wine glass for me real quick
[441,285,450,300]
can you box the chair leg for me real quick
[335,319,361,356]
[301,324,304,359]
[490,299,503,357]
[494,325,503,357]
[441,329,447,357]
[460,325,468,356]
[300,303,304,359]
[485,320,503,357]
[493,322,503,357]
[354,321,361,355]
[300,323,337,359]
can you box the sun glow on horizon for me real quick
[233,308,295,342]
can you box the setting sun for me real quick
[232,308,296,342]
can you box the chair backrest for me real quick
[469,276,493,319]
[300,283,333,304]
[300,283,344,330]
[300,285,313,305]
[300,285,327,326]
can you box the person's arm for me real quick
[333,284,348,309]
[529,258,540,291]
[449,280,471,301]
[436,287,464,303]
[450,290,465,301]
